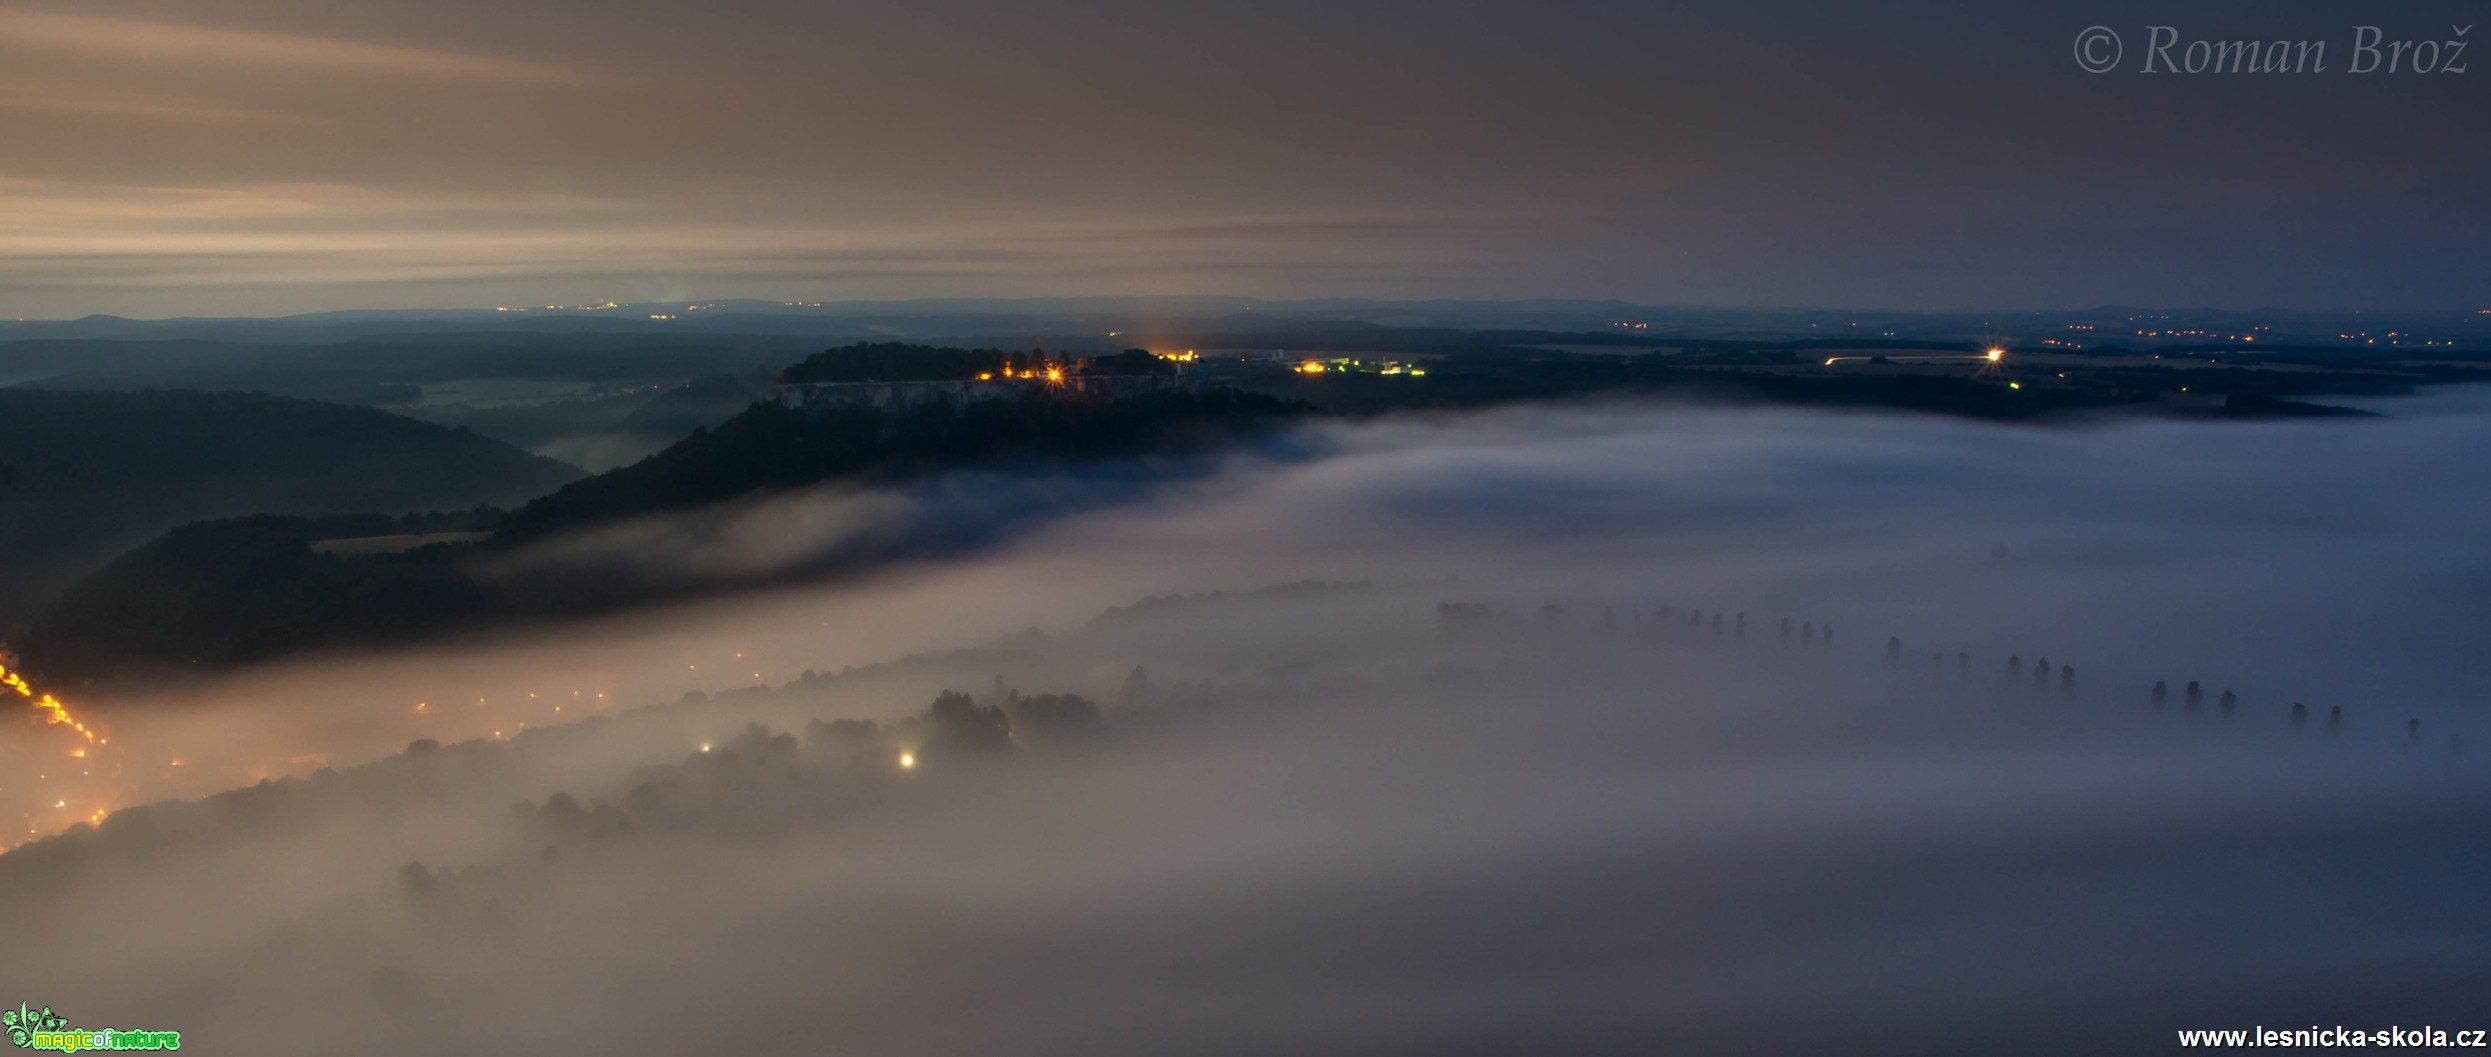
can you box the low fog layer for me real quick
[6,390,2490,1054]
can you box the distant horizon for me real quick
[8,294,2489,328]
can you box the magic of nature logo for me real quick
[1,1004,179,1051]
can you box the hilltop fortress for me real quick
[771,343,1201,414]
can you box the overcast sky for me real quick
[0,0,2482,317]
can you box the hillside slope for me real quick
[0,388,582,628]
[17,387,1304,683]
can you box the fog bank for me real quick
[6,390,2490,1053]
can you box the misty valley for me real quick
[12,580,2484,1054]
[6,0,2489,1047]
[4,311,2490,1052]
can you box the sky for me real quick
[0,0,2484,317]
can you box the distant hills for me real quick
[14,386,1305,684]
[0,388,582,630]
[0,332,818,405]
[10,322,2480,687]
[409,371,777,473]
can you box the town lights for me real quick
[1,662,100,743]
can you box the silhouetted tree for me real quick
[2151,680,2168,708]
[927,690,1012,756]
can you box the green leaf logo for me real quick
[1,1004,66,1047]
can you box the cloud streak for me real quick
[0,187,1497,303]
[0,95,322,125]
[0,9,597,84]
[0,1,2479,314]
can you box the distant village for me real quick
[770,346,1204,413]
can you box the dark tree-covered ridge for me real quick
[499,388,1297,541]
[0,388,581,629]
[19,388,1309,683]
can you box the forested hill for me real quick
[0,388,583,627]
[17,388,1306,683]
[500,388,1297,541]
